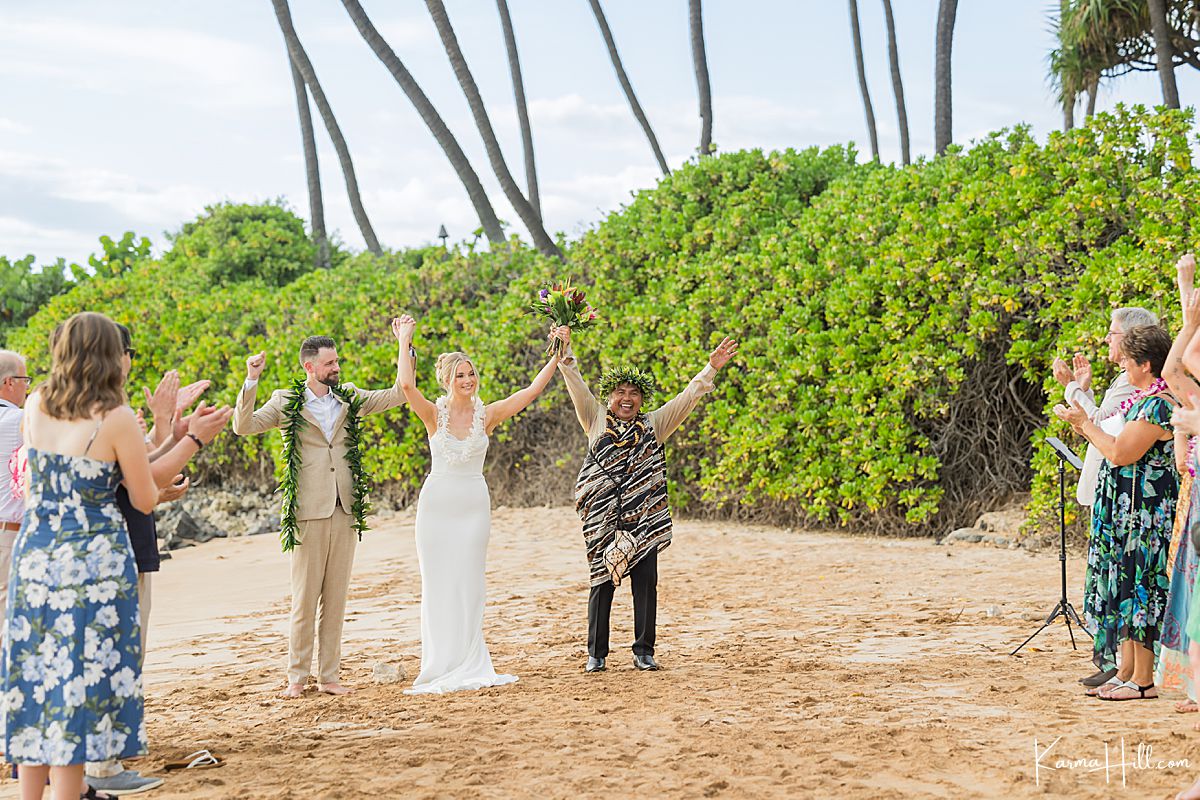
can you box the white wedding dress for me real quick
[404,396,517,695]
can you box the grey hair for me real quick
[1112,307,1159,332]
[0,350,25,382]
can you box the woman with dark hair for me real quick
[1057,323,1180,701]
[3,312,229,799]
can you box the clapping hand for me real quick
[1052,400,1089,431]
[186,401,235,446]
[1178,253,1196,290]
[144,370,179,425]
[176,380,210,411]
[1072,353,1091,391]
[709,337,739,371]
[158,474,190,503]
[246,352,266,381]
[1051,357,1072,387]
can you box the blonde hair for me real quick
[41,312,126,420]
[435,352,478,394]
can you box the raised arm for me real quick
[648,336,738,443]
[396,314,438,435]
[555,328,603,435]
[356,317,410,416]
[232,352,283,435]
[485,328,567,435]
[147,402,233,486]
[1165,267,1200,403]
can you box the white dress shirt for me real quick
[244,380,342,442]
[0,400,24,524]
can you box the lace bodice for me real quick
[428,396,488,476]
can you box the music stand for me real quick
[1011,436,1088,655]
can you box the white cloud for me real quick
[0,217,98,262]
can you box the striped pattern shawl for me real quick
[574,411,672,587]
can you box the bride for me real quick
[395,315,566,694]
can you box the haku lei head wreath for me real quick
[599,365,656,401]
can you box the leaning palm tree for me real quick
[689,0,713,156]
[587,0,670,175]
[424,0,561,259]
[934,0,959,155]
[270,0,381,255]
[1148,0,1181,107]
[880,0,910,165]
[848,0,879,162]
[339,0,505,245]
[287,53,330,269]
[495,0,541,221]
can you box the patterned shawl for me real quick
[574,410,672,587]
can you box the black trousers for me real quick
[587,547,658,658]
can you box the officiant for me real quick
[554,327,738,673]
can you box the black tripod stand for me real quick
[1011,436,1090,656]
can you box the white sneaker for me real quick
[86,770,165,795]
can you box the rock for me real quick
[985,605,1001,618]
[974,508,1026,535]
[156,507,223,548]
[249,514,281,536]
[372,662,407,685]
[943,528,984,544]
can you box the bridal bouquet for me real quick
[526,279,598,356]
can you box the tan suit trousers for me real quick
[288,504,357,685]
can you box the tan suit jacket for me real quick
[233,382,404,521]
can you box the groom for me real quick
[557,329,738,672]
[233,320,407,698]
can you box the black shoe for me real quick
[633,654,659,671]
[586,656,606,673]
[1081,667,1118,687]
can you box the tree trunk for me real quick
[934,0,958,155]
[1148,0,1181,108]
[1085,77,1098,117]
[847,0,879,161]
[339,0,505,245]
[1062,91,1075,131]
[288,53,330,269]
[424,0,561,259]
[587,0,670,175]
[689,0,713,156]
[880,0,909,164]
[495,0,541,221]
[270,0,381,255]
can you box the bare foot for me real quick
[1176,700,1200,713]
[1176,775,1200,800]
[280,683,305,699]
[317,682,354,696]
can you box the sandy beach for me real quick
[0,506,1195,799]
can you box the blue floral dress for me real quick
[1084,395,1179,671]
[3,450,146,765]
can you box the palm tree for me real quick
[270,0,381,255]
[339,0,505,245]
[1086,76,1100,116]
[689,0,713,156]
[847,0,878,162]
[287,53,329,269]
[880,0,910,165]
[495,0,541,220]
[587,0,670,175]
[1148,0,1181,107]
[934,0,959,155]
[424,0,561,259]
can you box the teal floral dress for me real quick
[2,450,146,765]
[1084,395,1179,670]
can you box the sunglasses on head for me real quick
[124,347,136,359]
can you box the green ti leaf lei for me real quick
[278,378,373,553]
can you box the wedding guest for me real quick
[85,325,207,796]
[1159,258,1200,712]
[3,313,229,800]
[233,324,407,698]
[1057,324,1179,701]
[0,350,30,625]
[1052,305,1158,690]
[556,327,738,673]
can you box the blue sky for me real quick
[1,0,1196,265]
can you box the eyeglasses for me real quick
[6,377,31,385]
[124,348,136,359]
[1104,330,1124,342]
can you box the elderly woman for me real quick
[1057,323,1179,701]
